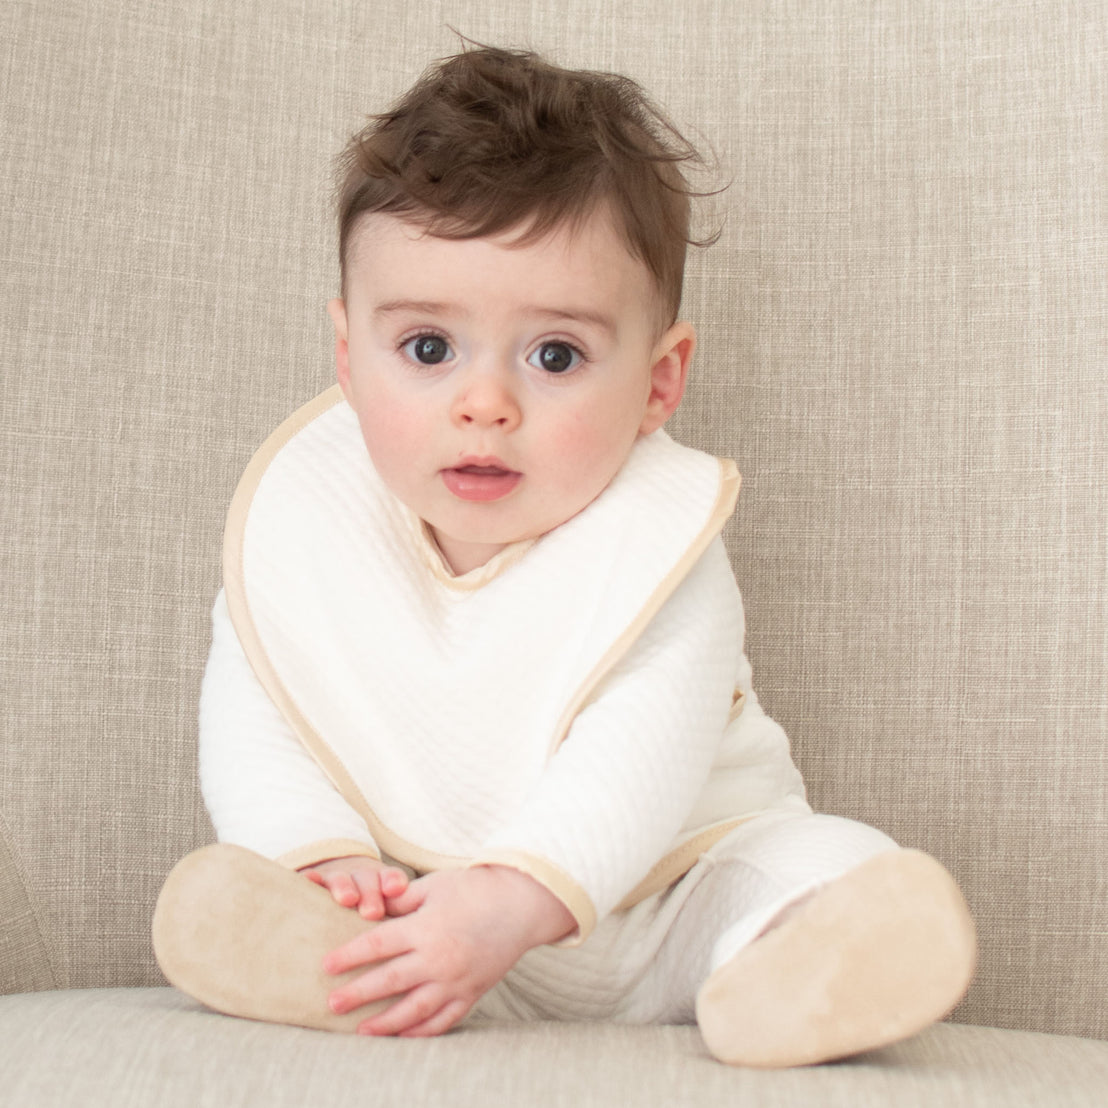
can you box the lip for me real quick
[441,457,522,502]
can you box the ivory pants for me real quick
[472,809,897,1025]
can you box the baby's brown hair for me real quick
[336,45,710,324]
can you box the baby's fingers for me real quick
[307,868,360,909]
[356,984,466,1038]
[350,870,387,920]
[329,950,422,1017]
[396,997,472,1038]
[382,880,425,917]
[323,917,411,976]
[378,867,409,901]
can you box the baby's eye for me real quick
[403,334,453,365]
[527,341,582,375]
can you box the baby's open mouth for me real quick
[441,463,522,502]
[456,464,514,476]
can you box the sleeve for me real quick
[198,589,382,870]
[470,537,743,941]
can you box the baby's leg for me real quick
[631,811,975,1066]
[697,840,975,1067]
[153,843,384,1031]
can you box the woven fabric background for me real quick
[1,0,1105,1037]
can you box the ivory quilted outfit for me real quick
[199,387,897,1021]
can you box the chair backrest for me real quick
[2,0,1104,1038]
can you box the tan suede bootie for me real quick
[152,842,387,1032]
[696,848,976,1068]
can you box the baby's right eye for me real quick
[402,334,453,365]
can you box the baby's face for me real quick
[330,210,694,574]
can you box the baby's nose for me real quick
[450,364,522,429]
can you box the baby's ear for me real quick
[328,298,351,396]
[640,321,696,435]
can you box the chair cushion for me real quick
[2,988,1106,1107]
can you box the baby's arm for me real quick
[473,538,744,937]
[323,864,574,1037]
[200,589,381,868]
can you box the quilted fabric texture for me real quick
[210,390,807,930]
[1,0,1105,1046]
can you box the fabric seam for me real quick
[0,808,60,991]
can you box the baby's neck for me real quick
[428,527,509,577]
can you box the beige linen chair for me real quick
[2,1,1105,1103]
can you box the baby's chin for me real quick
[424,529,513,576]
[424,511,571,575]
[418,479,617,568]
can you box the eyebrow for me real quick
[374,299,456,318]
[373,299,617,337]
[530,307,618,337]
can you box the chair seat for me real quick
[1,987,1106,1106]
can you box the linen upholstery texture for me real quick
[0,812,57,994]
[1,989,1107,1108]
[0,0,1104,1085]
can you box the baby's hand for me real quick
[322,865,575,1037]
[301,855,410,921]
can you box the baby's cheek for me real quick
[554,415,638,487]
[357,406,426,480]
[547,436,629,518]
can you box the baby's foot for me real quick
[153,843,385,1032]
[695,848,976,1067]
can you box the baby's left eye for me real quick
[527,342,582,375]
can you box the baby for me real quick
[153,44,975,1067]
